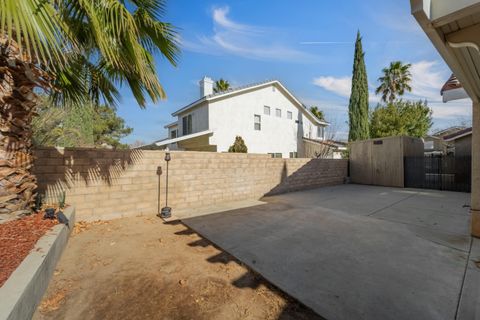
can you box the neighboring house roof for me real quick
[440,74,469,102]
[171,80,329,126]
[431,126,468,138]
[441,74,462,94]
[164,121,178,129]
[424,135,443,141]
[155,130,213,147]
[443,127,472,142]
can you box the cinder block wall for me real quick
[33,147,348,221]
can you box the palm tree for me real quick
[310,106,325,121]
[213,79,230,93]
[375,61,412,103]
[0,0,179,217]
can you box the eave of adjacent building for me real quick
[411,0,480,102]
[155,130,213,147]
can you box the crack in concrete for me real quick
[366,193,418,217]
[455,236,473,320]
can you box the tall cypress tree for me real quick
[348,31,370,141]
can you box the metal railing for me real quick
[404,155,471,192]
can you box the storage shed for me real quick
[350,136,424,188]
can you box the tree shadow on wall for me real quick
[33,146,150,201]
[265,159,346,197]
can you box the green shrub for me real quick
[228,136,248,153]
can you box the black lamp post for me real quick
[160,147,172,218]
[156,166,162,218]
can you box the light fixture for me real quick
[160,147,172,218]
[156,166,162,218]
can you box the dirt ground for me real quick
[33,216,323,320]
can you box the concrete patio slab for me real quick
[167,199,267,220]
[457,238,480,320]
[183,184,473,320]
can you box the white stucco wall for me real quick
[208,84,326,158]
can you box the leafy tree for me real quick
[375,61,412,103]
[310,106,325,121]
[33,102,132,148]
[213,79,231,93]
[348,31,370,142]
[62,104,95,147]
[92,105,133,149]
[32,99,86,147]
[228,136,248,153]
[1,0,179,215]
[370,100,432,138]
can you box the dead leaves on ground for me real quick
[38,289,67,313]
[72,220,110,235]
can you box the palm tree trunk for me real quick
[0,36,44,220]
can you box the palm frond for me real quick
[0,0,75,66]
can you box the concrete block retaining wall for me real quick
[0,207,75,320]
[33,148,348,220]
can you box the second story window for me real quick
[264,106,270,115]
[276,108,281,117]
[317,126,325,140]
[170,129,177,139]
[254,114,261,131]
[287,111,292,119]
[182,114,192,135]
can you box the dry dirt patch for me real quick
[33,216,322,320]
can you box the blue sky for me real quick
[117,0,473,144]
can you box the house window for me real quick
[269,153,282,158]
[276,108,281,117]
[264,106,271,115]
[182,115,192,135]
[170,129,177,139]
[289,152,298,158]
[317,126,325,140]
[287,111,292,119]
[254,114,261,131]
[424,141,434,150]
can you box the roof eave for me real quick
[411,0,480,102]
[442,87,470,102]
[155,130,213,146]
[164,121,178,129]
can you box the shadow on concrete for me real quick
[171,222,325,320]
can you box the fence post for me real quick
[472,101,480,237]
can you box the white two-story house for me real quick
[155,77,329,158]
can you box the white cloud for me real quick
[312,76,381,103]
[428,100,472,119]
[405,60,473,120]
[312,60,473,123]
[212,6,262,33]
[313,76,351,97]
[408,60,446,101]
[182,6,316,62]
